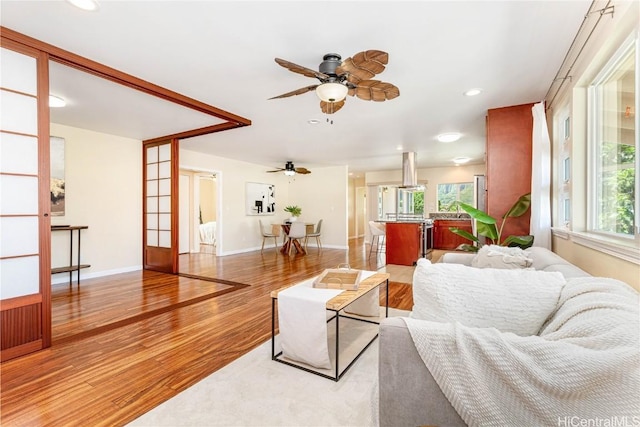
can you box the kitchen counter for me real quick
[429,213,471,220]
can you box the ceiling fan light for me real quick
[284,170,296,176]
[453,157,471,165]
[315,83,348,103]
[463,88,483,97]
[66,0,100,11]
[437,132,462,143]
[49,95,66,108]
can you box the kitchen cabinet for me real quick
[385,222,432,266]
[433,220,472,250]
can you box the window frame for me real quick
[436,182,474,212]
[587,31,639,243]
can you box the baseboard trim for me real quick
[51,265,142,285]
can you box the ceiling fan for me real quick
[269,50,400,114]
[267,161,311,176]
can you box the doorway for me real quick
[196,173,218,255]
[178,168,219,254]
[177,167,221,278]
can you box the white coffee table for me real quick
[270,271,390,381]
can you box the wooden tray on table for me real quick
[313,265,362,290]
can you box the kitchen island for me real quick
[379,220,433,266]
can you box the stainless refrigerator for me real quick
[474,175,486,246]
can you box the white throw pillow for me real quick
[471,244,533,269]
[410,258,565,336]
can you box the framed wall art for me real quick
[245,182,275,215]
[50,136,65,216]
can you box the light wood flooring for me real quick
[1,238,447,426]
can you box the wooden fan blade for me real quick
[295,167,311,175]
[336,50,389,81]
[266,168,285,173]
[274,58,330,80]
[268,85,319,100]
[320,99,345,114]
[353,80,400,102]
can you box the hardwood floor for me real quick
[1,238,425,426]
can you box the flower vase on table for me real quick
[284,205,302,223]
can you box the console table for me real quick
[51,225,90,287]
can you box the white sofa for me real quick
[378,247,640,427]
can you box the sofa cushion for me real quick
[410,258,566,336]
[525,247,591,278]
[471,245,533,269]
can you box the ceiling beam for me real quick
[1,26,252,137]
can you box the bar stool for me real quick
[368,221,386,257]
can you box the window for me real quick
[375,185,425,220]
[589,35,638,238]
[437,182,473,212]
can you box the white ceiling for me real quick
[0,0,591,175]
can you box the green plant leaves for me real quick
[476,222,499,240]
[449,193,531,250]
[456,243,479,252]
[449,227,478,242]
[457,202,496,224]
[502,235,534,248]
[502,193,531,219]
[284,205,302,216]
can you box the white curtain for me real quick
[530,102,551,249]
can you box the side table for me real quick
[51,225,90,287]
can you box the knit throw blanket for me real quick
[404,277,640,426]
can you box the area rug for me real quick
[128,308,409,427]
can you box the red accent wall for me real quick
[486,103,534,242]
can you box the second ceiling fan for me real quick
[269,50,400,114]
[267,161,311,176]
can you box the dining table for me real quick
[273,222,315,255]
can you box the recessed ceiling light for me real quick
[464,88,483,97]
[49,95,66,108]
[437,132,462,143]
[453,157,471,164]
[396,145,403,151]
[308,119,320,125]
[66,0,100,11]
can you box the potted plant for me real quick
[284,205,302,222]
[449,193,534,252]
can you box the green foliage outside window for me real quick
[437,182,473,212]
[598,142,635,235]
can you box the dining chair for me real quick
[304,219,323,251]
[259,219,279,252]
[368,221,386,257]
[286,221,307,255]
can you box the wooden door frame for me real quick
[142,139,180,273]
[0,38,52,361]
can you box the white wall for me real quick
[180,149,349,253]
[50,123,142,283]
[287,165,349,249]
